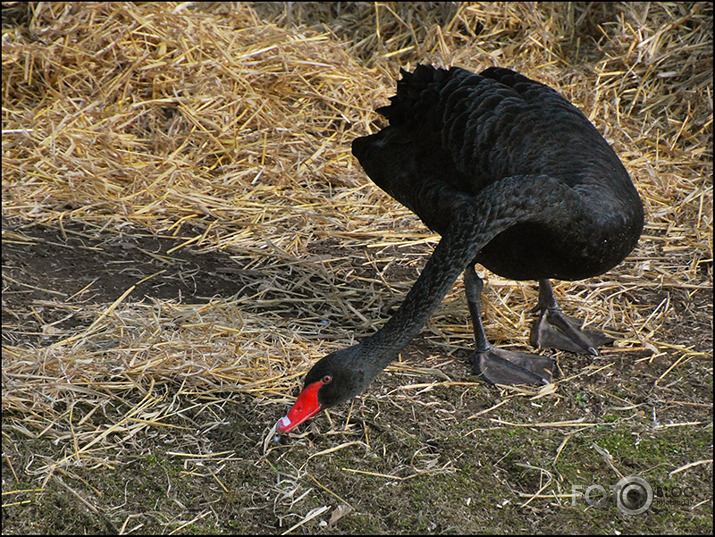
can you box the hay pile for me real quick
[2,1,712,484]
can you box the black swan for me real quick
[277,65,643,434]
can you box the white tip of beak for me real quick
[278,416,291,430]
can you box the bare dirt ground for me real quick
[2,2,712,534]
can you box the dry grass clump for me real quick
[2,1,712,489]
[2,2,385,230]
[254,2,610,68]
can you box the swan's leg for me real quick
[464,266,554,385]
[530,279,614,354]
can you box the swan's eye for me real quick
[322,375,332,384]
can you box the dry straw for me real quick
[2,2,712,483]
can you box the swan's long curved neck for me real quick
[361,175,580,370]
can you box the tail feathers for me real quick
[376,64,486,128]
[377,64,555,121]
[376,64,451,122]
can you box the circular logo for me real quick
[614,476,653,515]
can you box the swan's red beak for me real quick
[276,379,323,433]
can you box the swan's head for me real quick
[276,345,372,433]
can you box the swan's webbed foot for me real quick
[530,306,614,355]
[471,347,554,386]
[528,279,615,355]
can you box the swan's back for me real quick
[351,65,644,282]
[356,65,634,197]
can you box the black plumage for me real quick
[353,65,642,281]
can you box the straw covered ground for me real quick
[2,2,712,534]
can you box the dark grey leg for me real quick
[463,265,489,351]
